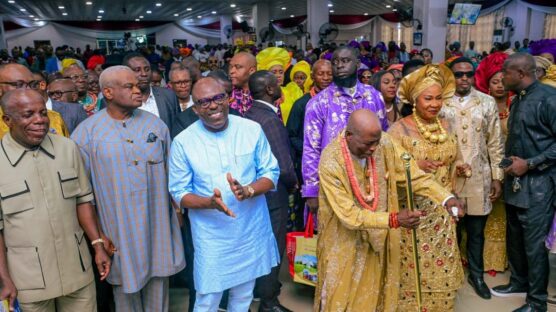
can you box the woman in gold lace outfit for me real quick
[474,52,510,273]
[388,65,465,312]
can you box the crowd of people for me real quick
[0,35,555,312]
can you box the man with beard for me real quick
[168,65,194,112]
[30,71,87,134]
[63,64,99,115]
[245,71,298,312]
[229,52,257,115]
[302,46,387,214]
[441,57,504,300]
[169,77,279,311]
[71,66,185,312]
[491,53,556,312]
[121,52,179,134]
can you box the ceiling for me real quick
[0,0,417,24]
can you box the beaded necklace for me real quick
[340,136,379,211]
[412,110,448,144]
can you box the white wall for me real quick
[6,23,209,51]
[7,24,96,50]
[155,24,208,47]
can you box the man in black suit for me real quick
[122,52,179,133]
[31,71,87,134]
[245,71,297,312]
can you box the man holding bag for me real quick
[315,109,464,311]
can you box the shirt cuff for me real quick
[442,195,455,207]
[76,192,94,205]
[301,184,319,198]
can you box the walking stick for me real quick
[401,152,423,311]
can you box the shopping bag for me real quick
[286,213,317,287]
[0,299,21,312]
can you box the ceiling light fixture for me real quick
[29,15,34,17]
[186,7,192,11]
[364,13,368,15]
[281,7,286,10]
[392,8,397,11]
[329,9,334,13]
[98,9,104,13]
[146,10,152,14]
[58,5,64,9]
[155,3,162,7]
[386,4,391,8]
[96,18,101,21]
[62,12,68,15]
[8,0,15,3]
[19,8,25,11]
[197,15,202,18]
[174,13,179,16]
[328,4,333,7]
[86,1,92,5]
[230,4,236,8]
[238,14,243,17]
[139,15,144,18]
[290,14,294,17]
[212,11,217,14]
[34,18,40,21]
[97,15,102,18]
[135,18,140,21]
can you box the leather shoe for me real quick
[468,275,491,299]
[491,283,527,298]
[512,303,545,312]
[258,304,293,312]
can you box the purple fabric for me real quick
[530,39,556,60]
[546,213,556,252]
[301,81,388,198]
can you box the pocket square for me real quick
[147,132,158,143]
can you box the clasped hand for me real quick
[209,173,250,218]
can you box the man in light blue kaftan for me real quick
[169,77,280,312]
[71,66,185,312]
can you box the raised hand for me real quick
[211,188,236,218]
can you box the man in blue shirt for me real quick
[169,77,280,311]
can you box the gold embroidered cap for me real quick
[397,64,456,105]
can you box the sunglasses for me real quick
[453,71,474,78]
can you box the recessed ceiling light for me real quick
[29,15,34,17]
[386,4,391,8]
[96,18,101,21]
[62,12,68,15]
[97,15,102,18]
[174,13,179,16]
[58,5,64,9]
[281,7,286,10]
[364,13,368,15]
[212,11,217,14]
[139,15,144,18]
[19,8,25,11]
[135,18,140,21]
[329,9,334,13]
[146,10,152,14]
[392,8,397,11]
[86,1,92,5]
[34,18,39,21]
[8,0,15,3]
[98,9,104,13]
[186,7,192,11]
[197,15,202,18]
[155,3,162,7]
[328,4,333,7]
[290,14,294,17]
[230,4,236,8]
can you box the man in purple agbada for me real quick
[302,46,388,216]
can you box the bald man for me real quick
[71,66,185,312]
[228,52,257,115]
[0,63,69,138]
[315,109,464,311]
[490,53,556,312]
[0,89,110,312]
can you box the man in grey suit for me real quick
[31,71,88,134]
[121,52,179,133]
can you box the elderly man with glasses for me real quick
[0,63,68,137]
[63,64,99,115]
[169,77,280,311]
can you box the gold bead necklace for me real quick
[413,109,447,144]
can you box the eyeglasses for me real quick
[47,90,75,98]
[171,79,192,87]
[453,71,475,78]
[196,93,227,109]
[0,80,40,90]
[66,74,88,81]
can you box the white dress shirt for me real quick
[139,87,160,117]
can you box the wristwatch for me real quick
[246,185,255,198]
[527,159,536,170]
